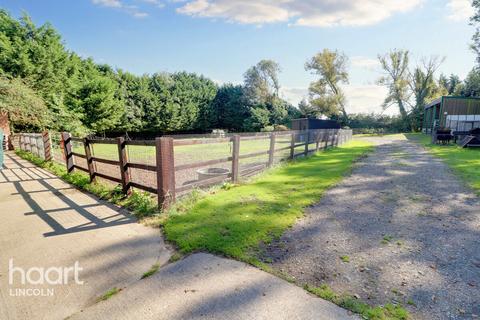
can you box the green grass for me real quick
[304,284,409,320]
[381,235,394,245]
[405,133,480,194]
[15,149,159,218]
[73,136,293,166]
[340,255,350,263]
[141,264,160,279]
[98,287,121,302]
[163,140,374,265]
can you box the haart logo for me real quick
[8,259,84,297]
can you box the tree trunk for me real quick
[397,100,408,120]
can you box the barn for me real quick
[291,118,341,131]
[423,96,480,134]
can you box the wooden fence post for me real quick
[61,132,74,173]
[268,133,276,168]
[231,135,240,183]
[42,131,52,161]
[156,137,175,210]
[290,131,296,159]
[84,137,96,182]
[304,130,309,156]
[315,130,321,152]
[117,137,131,194]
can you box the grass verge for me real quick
[141,264,160,279]
[14,149,159,218]
[98,287,121,302]
[305,284,408,320]
[164,140,374,264]
[405,133,480,194]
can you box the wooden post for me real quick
[315,130,321,152]
[117,137,131,194]
[42,131,52,161]
[156,137,175,210]
[304,130,309,156]
[84,137,96,182]
[268,133,276,168]
[290,132,296,159]
[61,132,74,173]
[231,135,240,183]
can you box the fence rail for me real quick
[14,129,352,209]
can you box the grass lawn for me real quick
[405,133,480,194]
[71,136,294,166]
[163,139,374,264]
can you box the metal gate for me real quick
[0,129,4,168]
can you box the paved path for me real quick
[0,153,172,320]
[0,152,356,320]
[69,253,356,320]
[265,136,480,320]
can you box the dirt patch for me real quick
[263,136,480,320]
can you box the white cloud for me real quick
[446,0,473,22]
[351,56,380,70]
[92,0,123,8]
[176,0,422,27]
[281,84,394,115]
[91,0,151,18]
[343,84,393,115]
[177,0,290,24]
[280,87,309,106]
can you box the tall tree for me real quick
[298,99,319,118]
[243,60,281,105]
[0,76,49,130]
[471,0,480,63]
[461,68,480,97]
[377,49,411,120]
[305,49,349,121]
[210,84,249,132]
[410,56,445,109]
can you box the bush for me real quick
[261,125,274,132]
[274,124,289,131]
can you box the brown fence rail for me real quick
[14,129,353,209]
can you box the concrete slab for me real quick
[70,253,357,320]
[0,153,171,320]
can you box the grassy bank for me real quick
[164,140,374,263]
[14,149,159,217]
[405,133,480,194]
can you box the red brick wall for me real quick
[0,112,10,136]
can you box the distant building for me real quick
[423,96,480,134]
[291,118,341,131]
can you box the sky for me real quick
[1,0,477,115]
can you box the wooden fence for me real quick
[15,132,52,161]
[15,129,352,209]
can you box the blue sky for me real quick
[1,0,477,114]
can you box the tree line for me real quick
[0,11,300,136]
[3,6,480,136]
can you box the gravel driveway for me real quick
[264,135,480,319]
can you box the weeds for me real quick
[304,284,409,320]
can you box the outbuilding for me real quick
[291,118,341,131]
[423,96,480,134]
